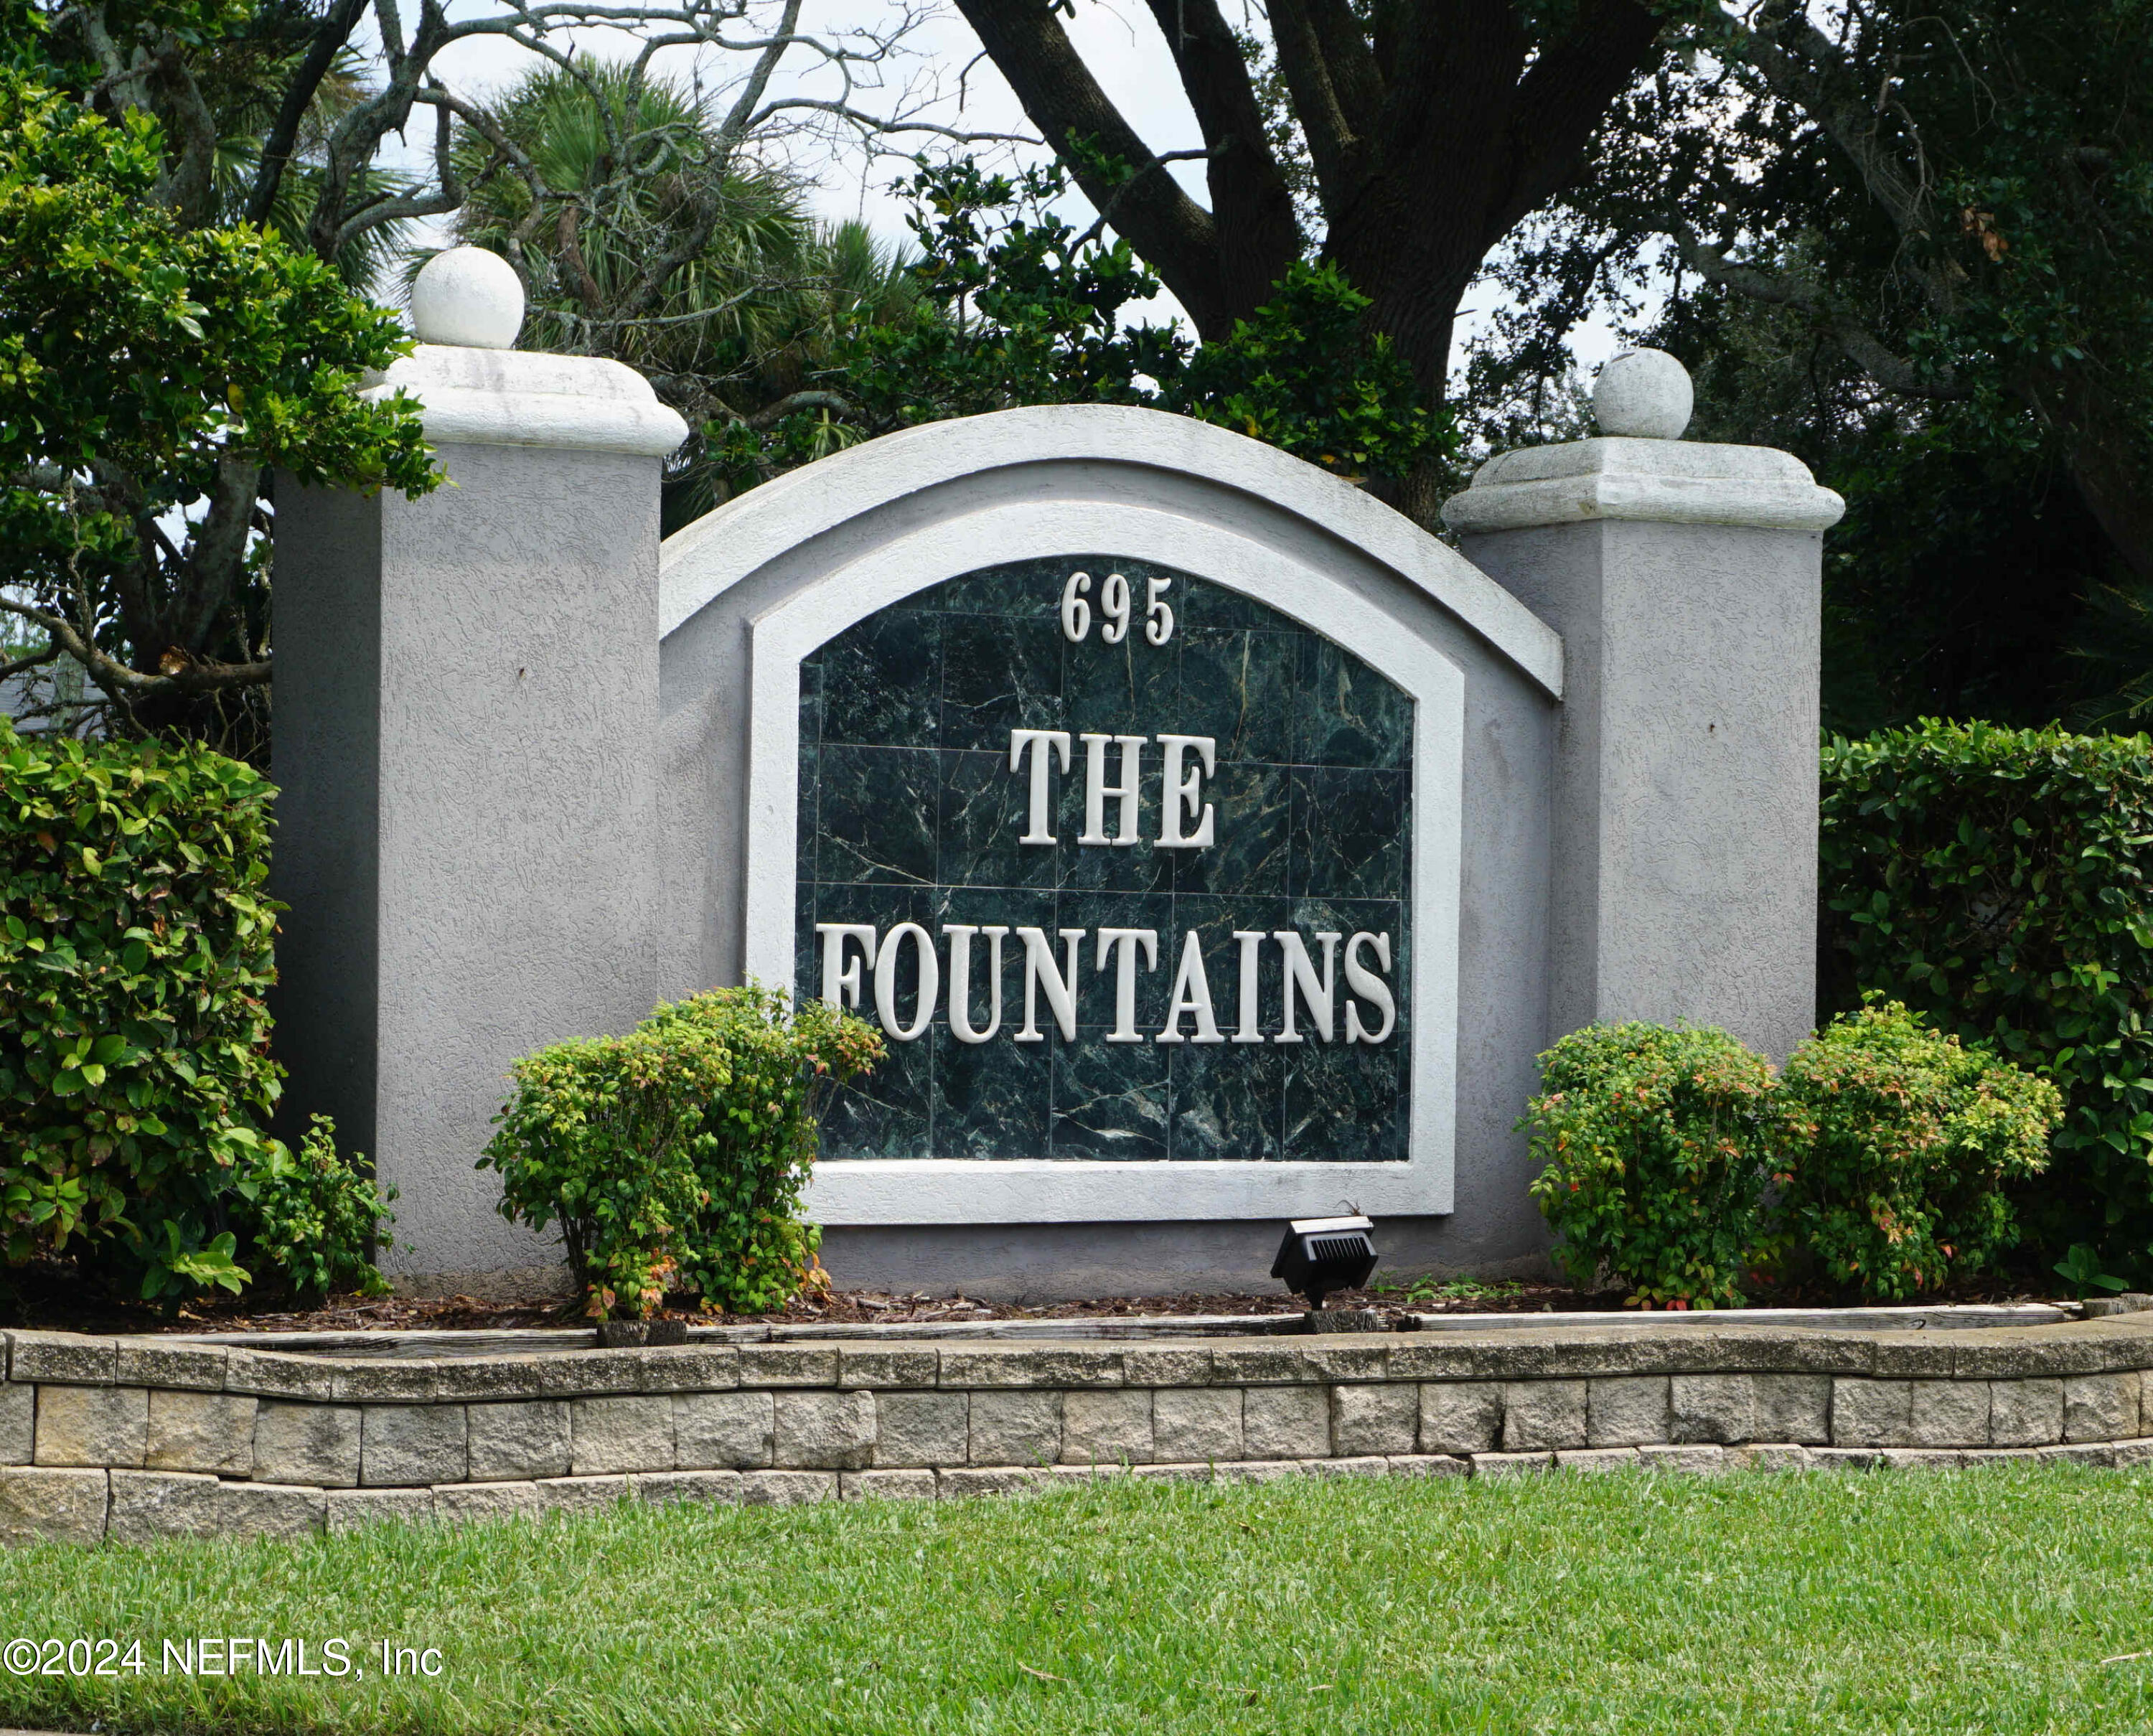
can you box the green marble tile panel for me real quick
[822,1028,933,1159]
[1295,634,1411,767]
[1175,627,1295,764]
[1172,760,1289,897]
[933,1026,1051,1158]
[1168,1039,1285,1160]
[1064,626,1181,738]
[1283,896,1411,1052]
[1283,1042,1407,1163]
[933,883,1059,933]
[939,614,1065,750]
[1180,578,1272,632]
[821,610,941,747]
[1057,889,1176,1033]
[1055,755,1171,894]
[929,558,1064,618]
[806,883,934,971]
[1168,894,1295,1038]
[931,887,1056,1054]
[938,749,1057,891]
[1290,766,1407,900]
[817,745,938,886]
[1051,1027,1171,1160]
[797,557,1415,1164]
[793,883,819,1000]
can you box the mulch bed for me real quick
[0,1264,2072,1338]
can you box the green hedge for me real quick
[1820,721,2153,1277]
[1,721,282,1297]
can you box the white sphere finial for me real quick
[1593,348,1693,440]
[411,248,525,349]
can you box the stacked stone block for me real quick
[5,1315,2153,1544]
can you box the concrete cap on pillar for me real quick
[364,253,687,458]
[411,248,526,349]
[1592,348,1693,441]
[1442,347,1842,537]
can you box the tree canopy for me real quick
[0,47,432,754]
[7,0,2150,743]
[0,0,993,751]
[1461,0,2153,725]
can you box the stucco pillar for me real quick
[271,250,688,1290]
[1443,351,1844,1061]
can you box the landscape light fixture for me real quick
[1270,1214,1379,1313]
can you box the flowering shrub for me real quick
[1777,1000,2062,1300]
[1526,1005,2063,1305]
[481,986,883,1318]
[1522,1023,1781,1308]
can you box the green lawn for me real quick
[6,1465,2153,1735]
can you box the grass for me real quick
[6,1465,2153,1735]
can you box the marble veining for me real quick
[797,555,1413,1163]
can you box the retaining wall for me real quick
[6,1315,2153,1544]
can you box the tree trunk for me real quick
[2068,445,2153,587]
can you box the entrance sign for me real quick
[794,555,1415,1170]
[276,317,1839,1292]
[727,482,1478,1224]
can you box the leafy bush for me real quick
[1777,1001,2061,1300]
[235,1115,395,1301]
[481,986,883,1318]
[0,720,282,1300]
[1522,1023,1781,1308]
[1168,261,1448,483]
[1819,722,2153,1275]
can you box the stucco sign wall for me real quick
[794,555,1413,1168]
[273,288,1839,1294]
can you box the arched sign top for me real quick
[659,404,1564,700]
[711,494,1466,1224]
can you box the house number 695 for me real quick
[1061,572,1173,647]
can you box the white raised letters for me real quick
[1079,733,1147,845]
[1144,576,1174,644]
[1231,930,1267,1043]
[1015,926,1083,1043]
[875,922,939,1042]
[827,919,1394,1048]
[1155,733,1216,849]
[816,922,878,1010]
[1274,929,1342,1043]
[1343,932,1396,1044]
[1013,726,1214,850]
[1099,571,1131,644]
[1156,928,1224,1044]
[946,924,1008,1043]
[1096,928,1159,1043]
[1010,729,1071,845]
[1060,571,1092,642]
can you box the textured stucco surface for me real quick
[1460,516,1823,1061]
[273,441,665,1277]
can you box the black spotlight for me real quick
[1270,1214,1379,1312]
